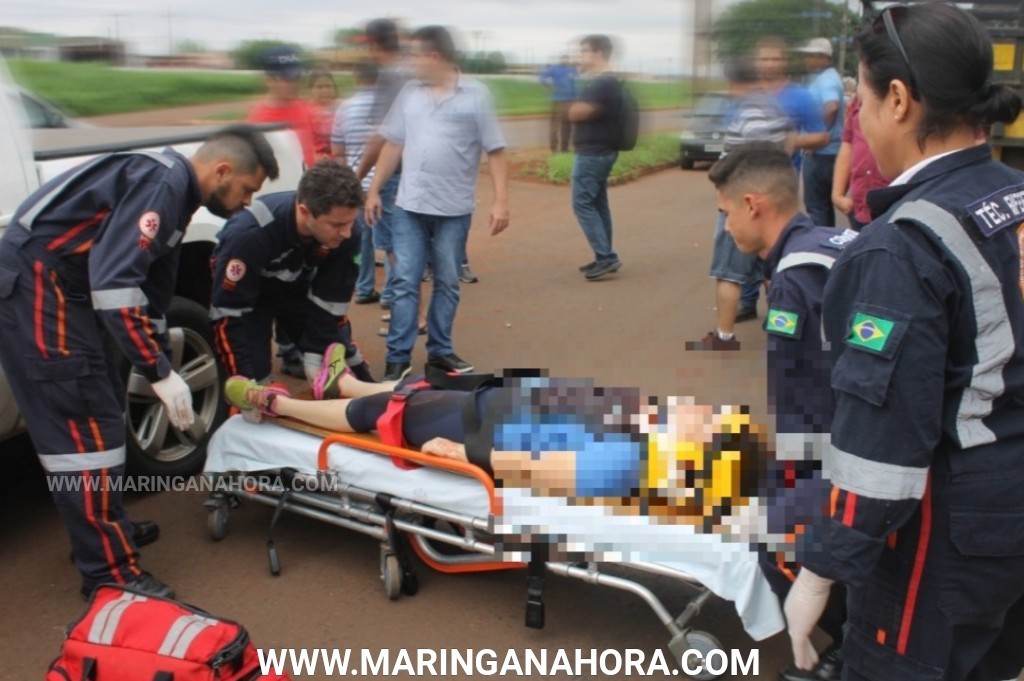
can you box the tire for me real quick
[123,296,226,477]
[681,156,695,170]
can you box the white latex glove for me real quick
[784,568,834,671]
[303,352,324,387]
[151,371,195,431]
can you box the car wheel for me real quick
[680,156,695,170]
[123,296,225,477]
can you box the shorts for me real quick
[709,213,761,285]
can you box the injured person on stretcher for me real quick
[224,343,776,534]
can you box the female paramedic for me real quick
[223,343,768,530]
[782,5,1024,681]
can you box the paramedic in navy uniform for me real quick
[0,126,279,600]
[707,141,851,681]
[210,161,373,387]
[782,5,1024,681]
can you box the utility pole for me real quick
[112,13,122,65]
[838,0,850,75]
[167,10,173,57]
[691,0,714,98]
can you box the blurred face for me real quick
[205,163,267,218]
[578,43,603,72]
[717,188,764,256]
[266,74,301,101]
[310,76,337,106]
[297,203,357,249]
[755,46,786,82]
[803,53,829,73]
[856,62,902,180]
[409,40,443,82]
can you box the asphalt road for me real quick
[1,165,812,681]
[81,101,686,150]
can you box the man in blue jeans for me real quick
[796,38,844,227]
[364,25,509,381]
[569,34,623,281]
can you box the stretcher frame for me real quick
[203,421,730,679]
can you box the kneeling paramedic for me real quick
[210,161,373,391]
[0,126,279,599]
[709,141,849,681]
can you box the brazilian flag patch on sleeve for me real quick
[765,308,803,339]
[844,308,914,361]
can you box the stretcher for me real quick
[203,415,785,677]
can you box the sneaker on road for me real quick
[459,264,479,283]
[584,259,622,280]
[224,378,290,416]
[578,261,598,272]
[382,362,413,382]
[355,290,381,305]
[427,353,474,374]
[685,332,741,351]
[735,306,758,323]
[82,571,175,601]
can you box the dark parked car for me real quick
[679,92,731,170]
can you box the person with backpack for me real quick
[569,34,636,281]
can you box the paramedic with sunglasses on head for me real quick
[782,5,1024,681]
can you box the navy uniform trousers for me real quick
[0,232,141,589]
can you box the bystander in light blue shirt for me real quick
[379,76,506,217]
[807,66,844,156]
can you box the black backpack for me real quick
[615,80,640,151]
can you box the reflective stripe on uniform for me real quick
[91,287,149,310]
[209,306,251,320]
[775,432,830,461]
[167,230,183,248]
[832,445,929,501]
[308,292,349,316]
[40,446,127,472]
[773,250,836,345]
[262,268,304,282]
[892,200,1013,449]
[19,151,173,229]
[774,252,836,274]
[87,591,147,644]
[246,199,275,227]
[157,614,218,658]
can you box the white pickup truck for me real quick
[0,60,305,475]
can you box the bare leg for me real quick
[338,372,398,398]
[715,279,741,337]
[273,395,357,432]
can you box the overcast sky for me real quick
[4,0,724,73]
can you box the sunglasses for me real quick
[877,5,919,97]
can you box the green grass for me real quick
[483,76,690,116]
[518,133,680,185]
[9,59,690,118]
[9,59,267,117]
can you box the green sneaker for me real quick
[313,342,352,400]
[224,377,290,417]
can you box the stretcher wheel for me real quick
[207,504,229,541]
[382,554,401,600]
[669,630,724,681]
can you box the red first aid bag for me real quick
[46,585,289,681]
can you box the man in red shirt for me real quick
[248,46,318,168]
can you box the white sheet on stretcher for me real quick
[205,416,785,640]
